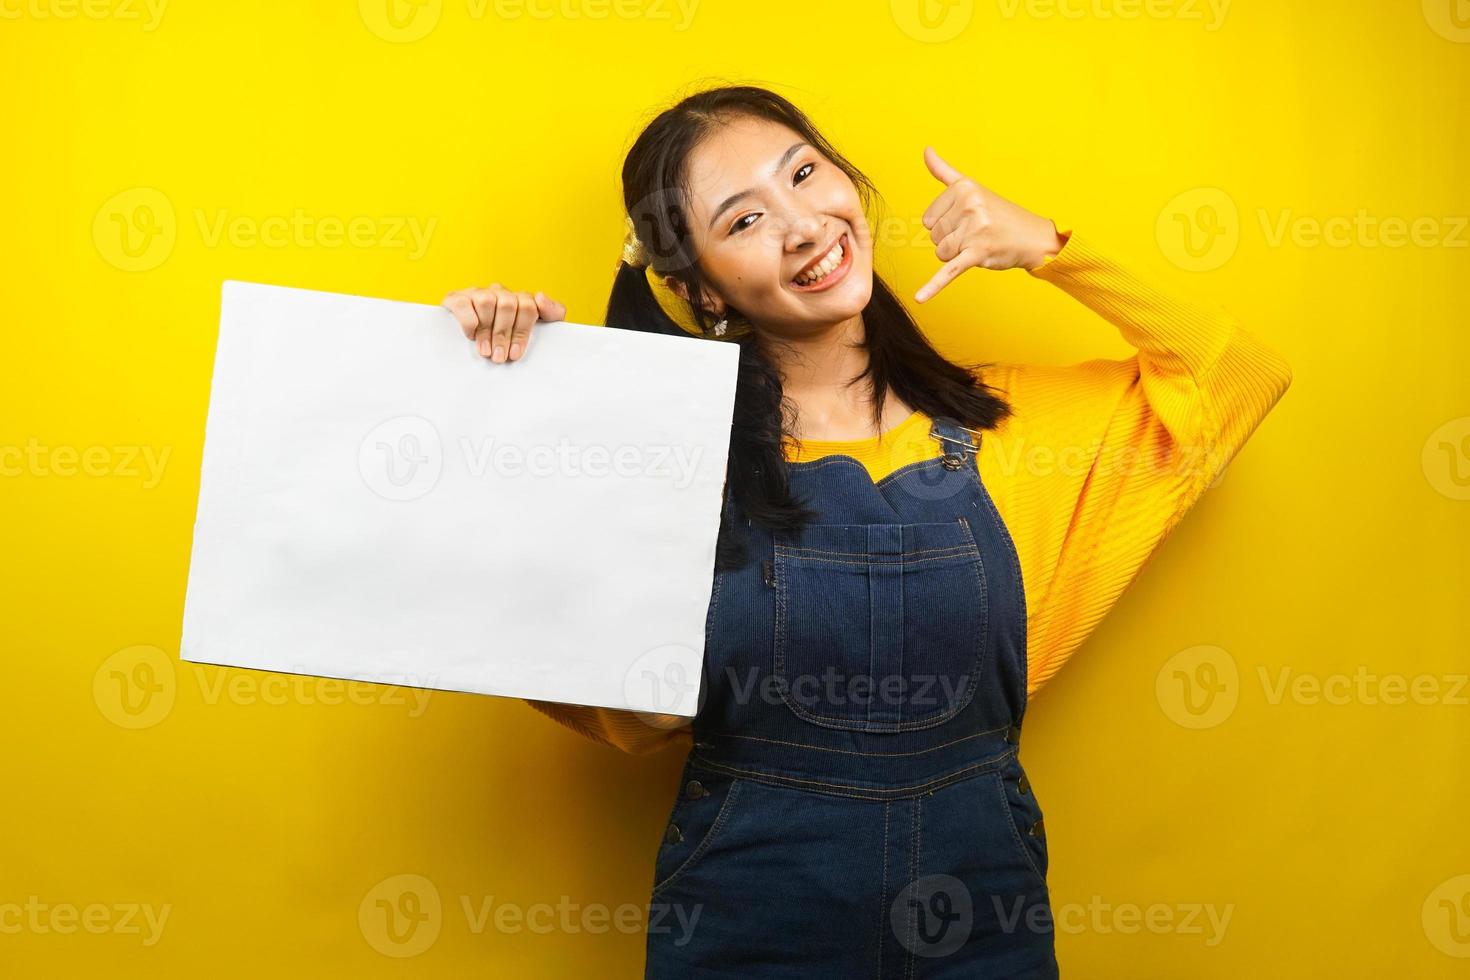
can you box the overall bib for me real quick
[645,416,1058,979]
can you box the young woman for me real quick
[441,84,1291,978]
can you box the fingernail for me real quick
[478,337,490,356]
[509,342,522,360]
[493,345,505,362]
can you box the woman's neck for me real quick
[767,313,914,441]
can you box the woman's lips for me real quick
[790,234,853,294]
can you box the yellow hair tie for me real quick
[622,216,746,340]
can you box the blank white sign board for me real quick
[180,280,738,717]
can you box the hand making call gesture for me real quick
[914,146,1070,304]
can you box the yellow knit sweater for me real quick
[525,228,1293,754]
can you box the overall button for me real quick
[1017,772,1031,795]
[1028,818,1045,839]
[1005,724,1022,745]
[665,824,683,844]
[941,454,963,470]
[684,780,708,800]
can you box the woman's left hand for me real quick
[915,146,1068,303]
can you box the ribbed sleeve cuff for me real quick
[1025,225,1239,385]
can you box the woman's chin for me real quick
[794,291,872,327]
[832,273,873,314]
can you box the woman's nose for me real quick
[783,213,824,251]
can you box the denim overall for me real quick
[645,416,1058,979]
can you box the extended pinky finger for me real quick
[914,250,974,304]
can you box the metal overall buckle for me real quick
[929,416,983,470]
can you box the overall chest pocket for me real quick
[772,517,987,732]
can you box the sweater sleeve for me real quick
[976,227,1293,698]
[522,698,694,756]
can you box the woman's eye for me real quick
[729,164,815,234]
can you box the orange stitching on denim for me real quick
[975,469,1029,663]
[651,778,744,898]
[773,554,978,572]
[877,800,890,980]
[774,552,979,570]
[783,457,870,474]
[993,769,1047,892]
[691,724,1013,757]
[687,749,1015,801]
[776,543,976,560]
[777,549,976,564]
[772,543,988,731]
[899,799,911,980]
[704,562,726,636]
[875,454,954,488]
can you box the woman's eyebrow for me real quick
[706,142,811,231]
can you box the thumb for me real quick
[924,145,965,186]
[534,291,566,322]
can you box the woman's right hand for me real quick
[441,283,567,363]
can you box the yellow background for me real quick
[3,0,1468,975]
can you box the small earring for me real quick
[713,315,728,337]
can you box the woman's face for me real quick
[672,116,874,335]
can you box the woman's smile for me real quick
[788,231,854,294]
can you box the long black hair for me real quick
[605,83,1012,572]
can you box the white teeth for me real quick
[796,239,845,284]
